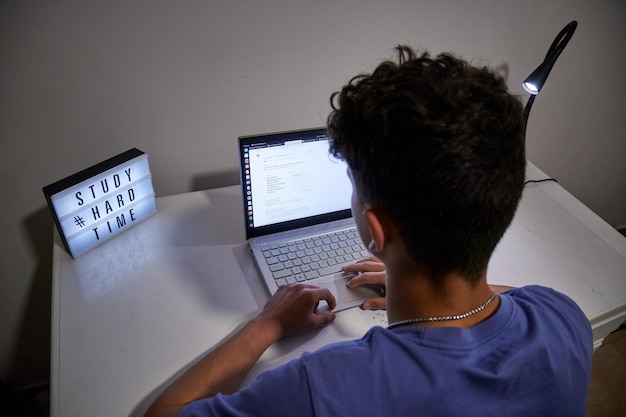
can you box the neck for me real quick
[385,266,498,328]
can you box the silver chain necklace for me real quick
[387,290,497,329]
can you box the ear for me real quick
[363,209,391,254]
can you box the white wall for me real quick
[1,0,625,389]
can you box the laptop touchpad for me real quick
[319,276,382,312]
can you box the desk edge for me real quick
[50,230,63,417]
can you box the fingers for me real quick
[320,287,338,311]
[273,284,336,312]
[311,307,336,327]
[356,255,382,264]
[361,297,387,310]
[341,257,388,311]
[343,257,386,288]
[300,284,337,312]
[342,259,386,274]
[261,284,337,337]
[346,271,386,288]
[297,285,337,331]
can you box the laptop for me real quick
[238,127,381,311]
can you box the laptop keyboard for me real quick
[260,228,370,286]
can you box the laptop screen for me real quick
[239,128,353,239]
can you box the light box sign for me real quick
[43,148,157,258]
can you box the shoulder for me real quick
[504,285,585,315]
[503,285,592,346]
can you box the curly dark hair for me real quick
[327,45,526,283]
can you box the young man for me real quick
[145,46,592,417]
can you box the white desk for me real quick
[50,161,626,417]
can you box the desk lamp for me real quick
[522,20,578,130]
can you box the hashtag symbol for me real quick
[74,216,86,227]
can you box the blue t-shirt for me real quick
[180,286,592,416]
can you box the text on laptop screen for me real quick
[243,133,352,229]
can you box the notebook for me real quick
[238,127,381,311]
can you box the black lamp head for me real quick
[522,61,554,95]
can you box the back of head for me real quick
[327,45,526,283]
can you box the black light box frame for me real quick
[43,148,157,258]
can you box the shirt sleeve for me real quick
[179,357,316,417]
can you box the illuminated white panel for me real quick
[57,176,154,239]
[67,196,157,257]
[51,156,152,218]
[43,149,158,258]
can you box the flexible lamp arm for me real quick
[522,21,578,130]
